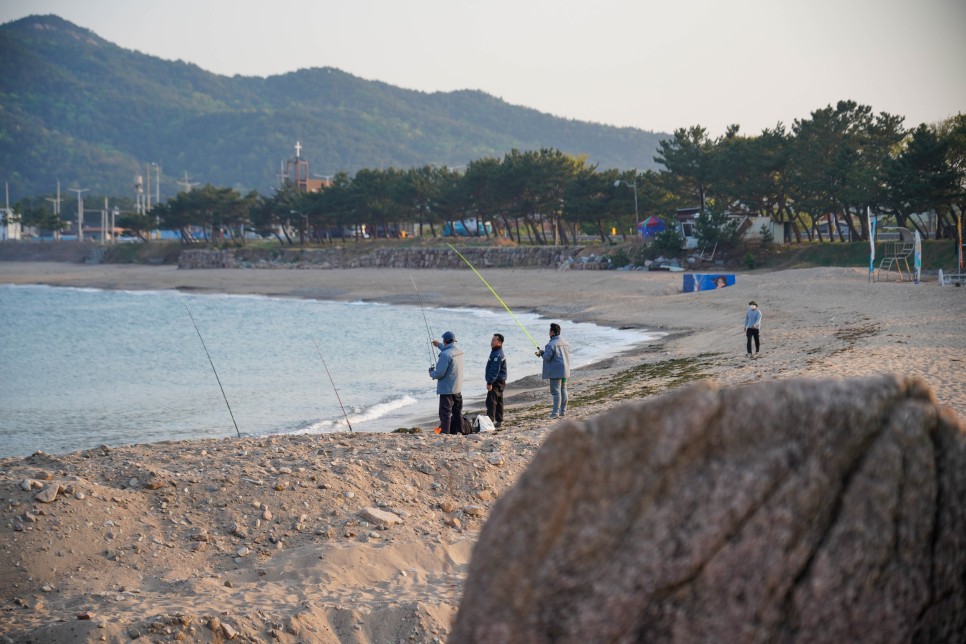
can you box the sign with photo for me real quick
[683,274,735,293]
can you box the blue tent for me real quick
[637,216,666,238]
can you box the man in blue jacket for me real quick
[536,322,571,419]
[430,331,465,434]
[485,333,507,428]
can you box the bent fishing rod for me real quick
[446,243,541,350]
[182,301,241,439]
[312,337,353,432]
[411,274,438,368]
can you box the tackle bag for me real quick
[460,415,475,435]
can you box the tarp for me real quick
[637,216,666,238]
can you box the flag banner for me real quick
[868,208,876,282]
[914,231,922,284]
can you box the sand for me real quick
[1,261,964,642]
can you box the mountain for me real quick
[0,15,669,201]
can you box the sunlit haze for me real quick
[1,0,963,136]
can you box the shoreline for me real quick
[0,275,664,455]
[2,261,965,642]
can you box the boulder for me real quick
[452,375,966,642]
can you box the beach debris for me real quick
[188,528,209,542]
[19,478,42,491]
[460,504,484,517]
[34,484,62,503]
[359,507,402,527]
[452,375,966,642]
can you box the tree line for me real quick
[8,101,965,247]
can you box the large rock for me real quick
[451,375,966,642]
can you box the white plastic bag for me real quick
[475,415,496,432]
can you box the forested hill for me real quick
[0,14,668,200]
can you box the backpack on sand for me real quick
[460,415,475,435]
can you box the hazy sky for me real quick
[2,0,963,136]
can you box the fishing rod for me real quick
[312,337,353,432]
[182,301,241,439]
[410,274,438,368]
[446,243,541,349]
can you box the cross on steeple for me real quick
[295,141,302,158]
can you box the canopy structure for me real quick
[637,216,666,238]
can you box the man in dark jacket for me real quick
[485,333,507,428]
[429,331,464,434]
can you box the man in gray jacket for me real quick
[430,331,465,434]
[536,322,571,419]
[744,301,762,359]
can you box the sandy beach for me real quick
[1,261,964,642]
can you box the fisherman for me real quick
[536,322,571,419]
[485,333,507,428]
[429,331,465,434]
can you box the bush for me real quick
[651,227,685,255]
[759,223,774,246]
[610,247,631,268]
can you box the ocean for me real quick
[0,284,659,457]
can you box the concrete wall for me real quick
[179,246,586,270]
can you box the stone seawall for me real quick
[0,241,96,263]
[179,246,591,270]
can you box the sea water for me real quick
[0,285,659,457]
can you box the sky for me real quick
[1,0,964,137]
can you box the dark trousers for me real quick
[746,328,760,354]
[486,380,505,424]
[439,393,463,434]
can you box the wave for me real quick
[293,394,420,434]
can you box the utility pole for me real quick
[135,175,144,215]
[153,162,161,206]
[102,197,110,244]
[45,180,62,241]
[69,187,88,241]
[177,171,199,193]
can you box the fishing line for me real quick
[182,301,241,438]
[446,243,540,349]
[311,337,353,432]
[410,274,438,367]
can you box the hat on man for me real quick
[442,331,456,342]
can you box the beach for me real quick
[1,261,964,642]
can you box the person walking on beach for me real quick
[745,301,762,359]
[430,331,464,434]
[485,333,507,428]
[536,322,571,419]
